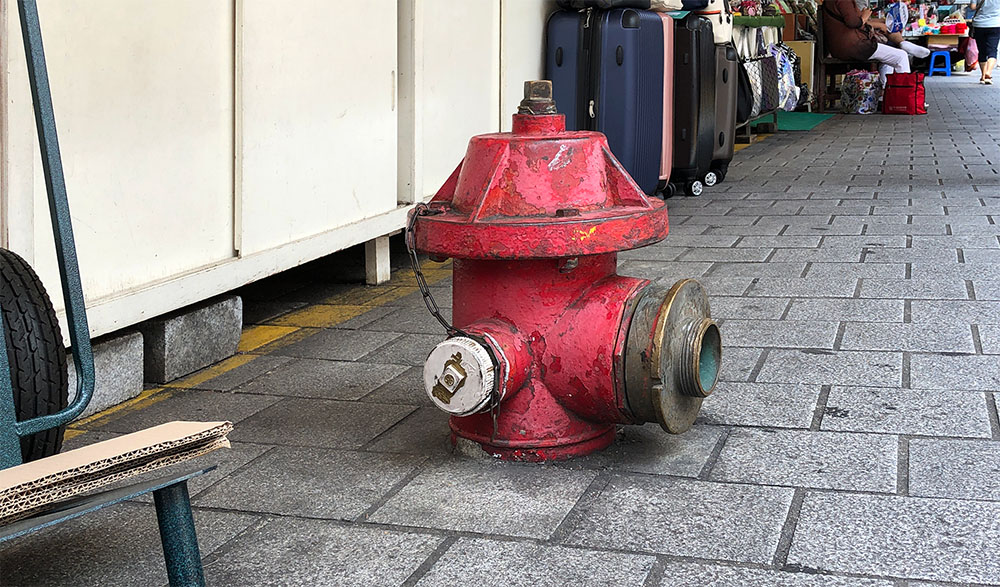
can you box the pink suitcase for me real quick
[658,13,675,196]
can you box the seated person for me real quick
[823,0,911,84]
[863,14,932,59]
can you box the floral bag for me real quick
[841,69,882,114]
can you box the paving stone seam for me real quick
[746,348,770,383]
[355,458,429,523]
[778,298,795,320]
[399,535,457,587]
[189,445,281,502]
[832,323,847,351]
[771,487,806,569]
[972,324,985,354]
[901,352,911,389]
[640,557,667,587]
[809,385,832,432]
[546,472,612,544]
[896,436,910,497]
[358,408,433,452]
[198,513,271,569]
[986,394,1000,441]
[696,427,732,481]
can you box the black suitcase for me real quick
[709,44,739,185]
[670,14,716,197]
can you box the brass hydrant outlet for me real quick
[624,279,721,434]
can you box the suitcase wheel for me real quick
[704,171,719,188]
[658,183,677,199]
[684,180,704,197]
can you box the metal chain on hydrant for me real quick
[406,204,502,439]
[405,203,469,339]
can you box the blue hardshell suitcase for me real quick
[546,8,666,196]
[671,13,716,196]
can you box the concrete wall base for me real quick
[139,295,242,384]
[68,330,144,418]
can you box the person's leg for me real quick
[975,28,993,81]
[870,43,911,85]
[898,40,931,59]
[984,29,1000,81]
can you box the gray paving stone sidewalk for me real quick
[3,75,1000,586]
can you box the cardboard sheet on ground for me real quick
[0,421,232,526]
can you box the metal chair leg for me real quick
[153,482,206,587]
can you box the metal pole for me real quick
[153,482,206,587]
[14,0,95,436]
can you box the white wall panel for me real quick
[500,0,559,131]
[398,0,501,203]
[239,0,398,255]
[28,0,236,301]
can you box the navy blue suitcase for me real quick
[546,8,667,196]
[671,13,716,196]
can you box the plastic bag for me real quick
[967,38,980,71]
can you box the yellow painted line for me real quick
[383,268,453,288]
[365,286,420,306]
[63,428,87,440]
[70,386,176,430]
[237,325,300,352]
[323,286,402,306]
[734,133,771,153]
[163,354,258,388]
[268,304,369,328]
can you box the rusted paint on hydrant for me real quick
[412,81,721,461]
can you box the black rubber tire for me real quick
[0,248,68,462]
[657,183,677,199]
[716,163,728,183]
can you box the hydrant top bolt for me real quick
[518,80,558,116]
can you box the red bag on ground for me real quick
[882,72,926,115]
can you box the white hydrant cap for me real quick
[423,336,496,416]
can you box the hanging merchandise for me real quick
[739,0,763,16]
[841,69,883,115]
[883,72,927,115]
[736,60,754,123]
[760,55,781,112]
[744,58,765,119]
[768,43,801,111]
[885,1,908,33]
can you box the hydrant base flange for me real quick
[449,426,616,462]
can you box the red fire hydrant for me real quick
[410,81,721,461]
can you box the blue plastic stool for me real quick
[928,51,952,76]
